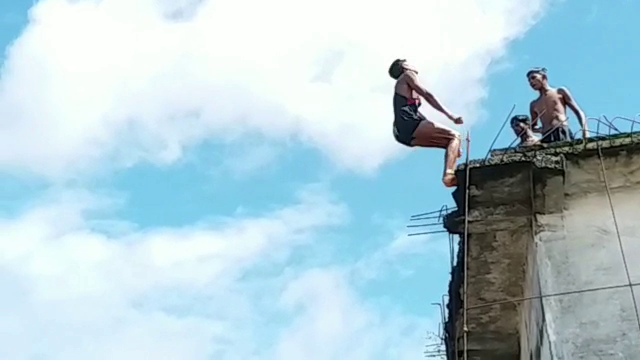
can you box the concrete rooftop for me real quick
[442,132,640,359]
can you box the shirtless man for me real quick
[527,67,588,143]
[510,115,540,147]
[389,59,464,187]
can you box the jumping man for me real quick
[527,67,588,142]
[389,59,464,187]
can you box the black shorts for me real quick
[541,125,574,144]
[393,107,426,146]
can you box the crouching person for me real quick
[511,115,540,147]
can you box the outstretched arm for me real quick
[405,72,460,122]
[559,87,588,136]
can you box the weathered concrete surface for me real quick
[533,146,640,358]
[458,132,640,174]
[520,221,550,360]
[444,161,538,359]
[445,133,640,360]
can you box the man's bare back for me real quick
[394,73,416,100]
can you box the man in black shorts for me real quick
[389,59,464,187]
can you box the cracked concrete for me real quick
[444,133,640,359]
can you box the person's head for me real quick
[388,59,418,80]
[511,115,531,137]
[526,67,548,90]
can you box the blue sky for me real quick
[0,0,636,359]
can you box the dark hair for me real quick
[510,114,531,127]
[526,67,547,79]
[388,59,406,80]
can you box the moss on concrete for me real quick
[456,132,640,172]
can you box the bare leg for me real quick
[444,134,461,187]
[411,119,461,187]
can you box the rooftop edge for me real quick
[456,131,640,171]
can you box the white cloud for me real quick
[0,187,446,359]
[352,231,451,282]
[0,187,342,359]
[274,268,428,360]
[0,0,550,179]
[214,141,283,179]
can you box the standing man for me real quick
[527,67,588,142]
[389,59,464,187]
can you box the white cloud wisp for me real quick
[0,0,549,179]
[0,188,442,359]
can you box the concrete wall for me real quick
[446,135,640,360]
[445,162,537,359]
[522,229,555,360]
[532,147,640,359]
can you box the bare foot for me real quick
[443,171,457,187]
